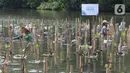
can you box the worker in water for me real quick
[101,20,109,49]
[101,20,109,40]
[13,26,33,42]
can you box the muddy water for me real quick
[0,9,129,73]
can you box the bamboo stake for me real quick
[0,37,2,56]
[76,51,79,68]
[21,39,30,73]
[84,20,87,45]
[40,19,44,42]
[114,23,119,72]
[69,65,73,73]
[93,62,96,73]
[67,40,69,60]
[87,62,90,73]
[76,18,79,53]
[37,20,40,55]
[54,24,58,65]
[8,21,13,61]
[34,25,37,43]
[66,60,69,73]
[69,24,72,60]
[92,34,96,54]
[60,27,63,63]
[100,49,103,66]
[2,63,7,73]
[21,21,26,73]
[75,18,79,68]
[33,25,37,55]
[67,25,72,60]
[79,56,83,73]
[119,57,121,72]
[109,53,113,72]
[92,17,96,54]
[2,20,4,36]
[87,19,91,64]
[2,47,11,73]
[84,21,88,65]
[47,31,49,51]
[44,57,48,73]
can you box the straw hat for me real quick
[102,20,109,24]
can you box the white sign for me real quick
[115,4,125,15]
[81,4,99,16]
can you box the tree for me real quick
[27,0,42,9]
[2,0,23,8]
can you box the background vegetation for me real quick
[0,0,129,12]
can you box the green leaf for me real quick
[36,44,39,48]
[105,64,108,68]
[5,44,10,49]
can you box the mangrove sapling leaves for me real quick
[105,64,108,68]
[35,44,39,49]
[5,44,10,49]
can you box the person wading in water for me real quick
[101,20,109,49]
[13,26,33,42]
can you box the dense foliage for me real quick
[0,0,129,12]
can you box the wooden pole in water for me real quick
[66,60,69,73]
[44,57,48,73]
[75,18,79,68]
[33,25,37,55]
[84,20,87,45]
[69,23,72,60]
[54,24,58,65]
[67,39,69,60]
[87,62,90,73]
[47,29,50,54]
[84,21,88,65]
[70,65,73,73]
[87,19,91,64]
[0,37,2,56]
[2,63,7,73]
[60,24,63,63]
[106,53,113,73]
[67,23,72,60]
[92,30,96,54]
[41,19,44,42]
[8,20,13,61]
[50,36,53,56]
[79,56,83,73]
[93,62,96,73]
[2,20,4,37]
[37,20,41,55]
[109,53,113,72]
[118,56,121,73]
[76,18,79,53]
[91,17,95,54]
[34,24,37,43]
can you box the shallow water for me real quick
[0,9,130,73]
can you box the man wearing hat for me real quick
[101,20,109,39]
[13,26,33,42]
[101,20,109,49]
